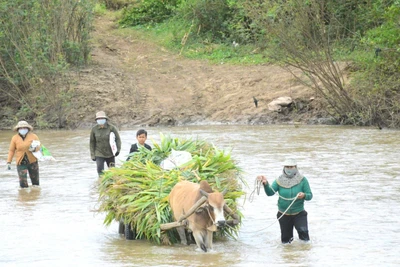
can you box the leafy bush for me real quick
[100,0,137,10]
[362,3,400,49]
[119,0,180,26]
[0,0,94,128]
[176,0,231,40]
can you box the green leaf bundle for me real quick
[97,133,245,245]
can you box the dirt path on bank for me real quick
[69,14,321,129]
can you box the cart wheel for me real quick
[124,223,135,240]
[118,220,125,234]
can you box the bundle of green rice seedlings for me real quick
[98,133,246,245]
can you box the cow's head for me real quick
[199,188,226,231]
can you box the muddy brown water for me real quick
[1,125,399,266]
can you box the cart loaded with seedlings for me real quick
[97,134,245,246]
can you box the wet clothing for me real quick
[17,161,39,188]
[263,174,312,243]
[277,210,309,243]
[90,122,121,160]
[126,143,152,161]
[95,157,115,175]
[7,132,41,188]
[264,176,312,215]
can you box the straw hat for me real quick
[95,111,108,120]
[283,158,297,167]
[13,120,33,131]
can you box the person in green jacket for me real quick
[90,111,121,177]
[257,158,313,243]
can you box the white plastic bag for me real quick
[160,149,192,170]
[32,145,56,162]
[29,140,41,152]
[109,132,117,156]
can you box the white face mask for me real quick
[18,128,29,136]
[97,119,106,125]
[284,167,297,178]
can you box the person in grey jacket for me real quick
[90,111,121,176]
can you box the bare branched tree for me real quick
[244,0,358,121]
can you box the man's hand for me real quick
[115,151,120,157]
[6,163,11,170]
[92,158,96,162]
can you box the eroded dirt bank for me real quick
[68,14,328,129]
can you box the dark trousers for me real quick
[95,157,115,175]
[17,161,39,188]
[277,210,310,243]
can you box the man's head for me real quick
[136,129,148,145]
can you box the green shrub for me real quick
[119,0,180,26]
[99,0,138,10]
[0,0,94,129]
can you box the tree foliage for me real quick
[2,0,400,128]
[242,0,400,127]
[0,0,94,128]
[119,0,180,26]
[115,0,400,127]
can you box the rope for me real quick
[206,204,215,225]
[242,177,300,234]
[249,177,297,202]
[248,194,298,233]
[248,178,263,203]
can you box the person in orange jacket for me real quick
[7,121,41,188]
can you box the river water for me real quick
[0,125,399,266]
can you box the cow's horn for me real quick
[200,189,209,197]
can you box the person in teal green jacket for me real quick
[257,158,313,243]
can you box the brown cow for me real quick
[169,180,226,252]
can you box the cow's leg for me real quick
[205,230,213,250]
[176,226,188,245]
[192,230,207,252]
[186,229,195,244]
